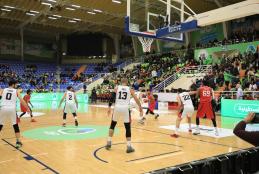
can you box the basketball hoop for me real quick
[138,35,154,53]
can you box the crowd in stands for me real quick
[195,28,259,49]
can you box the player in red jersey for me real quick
[193,80,219,136]
[18,89,36,123]
[141,90,159,122]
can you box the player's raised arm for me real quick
[58,93,66,108]
[130,89,143,116]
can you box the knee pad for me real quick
[72,113,77,117]
[0,125,3,131]
[13,124,20,133]
[124,123,131,138]
[110,120,117,130]
[63,113,67,120]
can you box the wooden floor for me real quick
[0,104,252,174]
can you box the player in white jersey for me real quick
[106,78,143,153]
[58,86,78,127]
[0,80,29,148]
[171,88,196,138]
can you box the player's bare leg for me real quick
[62,113,67,127]
[212,118,219,136]
[73,113,78,127]
[30,109,36,122]
[106,121,117,150]
[187,116,192,132]
[193,117,200,135]
[171,117,181,138]
[124,123,134,153]
[13,124,22,148]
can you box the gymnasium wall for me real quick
[0,30,57,62]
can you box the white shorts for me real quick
[0,107,17,125]
[64,103,77,114]
[112,106,131,123]
[179,106,194,118]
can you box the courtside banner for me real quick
[20,93,88,103]
[221,99,259,118]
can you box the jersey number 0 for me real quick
[6,93,12,100]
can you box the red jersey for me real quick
[20,94,30,112]
[148,94,156,111]
[199,86,212,103]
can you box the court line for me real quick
[0,159,14,164]
[2,139,59,174]
[93,141,183,163]
[132,127,243,150]
[126,150,182,162]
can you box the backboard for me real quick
[125,0,198,42]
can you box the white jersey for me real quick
[179,92,193,107]
[0,88,17,109]
[115,85,131,107]
[65,91,75,104]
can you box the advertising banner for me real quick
[221,99,259,118]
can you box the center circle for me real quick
[22,125,118,141]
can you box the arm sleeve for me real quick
[233,121,259,147]
[108,92,116,107]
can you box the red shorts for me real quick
[148,102,156,112]
[196,102,214,119]
[21,105,30,113]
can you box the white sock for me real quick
[107,137,112,142]
[74,117,77,120]
[215,127,218,132]
[127,141,131,147]
[189,124,191,130]
[63,120,66,123]
[175,128,179,134]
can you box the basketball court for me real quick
[0,102,252,174]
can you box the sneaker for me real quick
[215,130,219,136]
[62,123,66,127]
[126,146,135,153]
[16,141,23,149]
[138,119,145,125]
[155,114,159,119]
[105,141,112,150]
[193,129,200,135]
[31,119,36,122]
[170,134,179,138]
[75,120,79,127]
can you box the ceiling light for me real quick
[26,12,36,16]
[41,2,52,6]
[30,10,39,14]
[65,7,75,11]
[3,5,15,9]
[87,11,96,15]
[46,0,57,2]
[1,8,11,12]
[73,18,81,21]
[53,14,62,18]
[68,20,77,23]
[112,0,122,4]
[94,9,103,13]
[48,16,57,20]
[71,4,81,8]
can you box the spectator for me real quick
[233,112,259,146]
[236,83,244,99]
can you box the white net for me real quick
[138,36,154,53]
